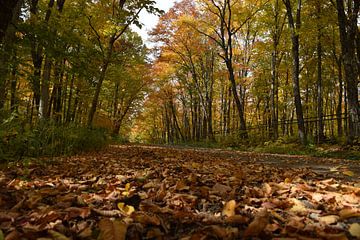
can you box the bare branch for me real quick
[87,15,104,55]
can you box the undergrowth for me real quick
[0,112,110,162]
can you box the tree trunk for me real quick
[39,56,51,118]
[0,0,21,43]
[0,0,22,109]
[87,37,114,127]
[283,0,306,144]
[316,3,324,142]
[336,59,343,137]
[226,61,248,138]
[335,0,360,143]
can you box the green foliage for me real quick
[0,113,109,162]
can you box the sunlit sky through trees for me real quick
[133,0,178,45]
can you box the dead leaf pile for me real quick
[0,145,359,239]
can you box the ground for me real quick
[0,145,359,239]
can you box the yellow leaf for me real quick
[124,205,135,215]
[222,200,236,217]
[122,191,130,197]
[117,202,135,216]
[349,223,360,238]
[117,202,125,209]
[343,171,355,177]
[125,183,131,191]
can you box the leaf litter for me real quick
[0,145,359,239]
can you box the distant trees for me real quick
[2,0,358,146]
[137,0,360,145]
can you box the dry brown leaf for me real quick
[339,208,360,219]
[64,207,91,220]
[48,230,70,240]
[98,219,127,240]
[175,180,189,191]
[263,183,272,196]
[205,225,238,239]
[243,209,269,238]
[317,231,348,240]
[155,182,167,201]
[78,227,93,238]
[4,231,20,240]
[91,208,122,217]
[222,200,236,217]
[289,199,308,213]
[211,183,231,195]
[133,212,161,226]
[146,228,164,239]
[224,215,249,224]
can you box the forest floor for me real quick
[0,144,359,239]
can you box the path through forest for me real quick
[0,145,359,239]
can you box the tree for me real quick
[86,0,161,127]
[282,0,306,144]
[189,0,268,138]
[335,0,360,143]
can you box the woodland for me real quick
[0,0,359,239]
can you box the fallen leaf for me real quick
[48,230,70,240]
[92,208,122,217]
[98,219,127,240]
[244,209,269,238]
[339,208,360,219]
[343,170,355,177]
[117,203,135,216]
[225,215,249,224]
[318,215,339,225]
[133,212,161,226]
[263,183,272,196]
[212,183,231,195]
[289,199,308,213]
[222,200,236,217]
[349,223,360,238]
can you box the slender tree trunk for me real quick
[336,59,343,137]
[317,3,324,142]
[87,37,114,127]
[39,56,51,118]
[283,0,306,144]
[66,74,75,123]
[10,62,18,112]
[226,61,248,138]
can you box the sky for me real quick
[133,0,178,45]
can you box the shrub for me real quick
[0,114,110,162]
